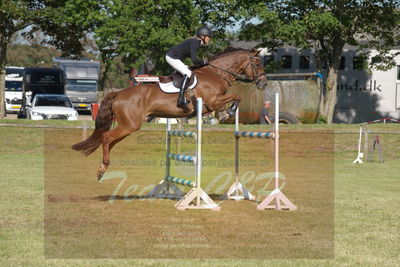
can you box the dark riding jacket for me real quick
[167,38,205,65]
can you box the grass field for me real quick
[0,119,399,266]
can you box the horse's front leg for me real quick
[206,94,241,111]
[227,99,240,116]
[206,94,241,118]
[203,94,241,121]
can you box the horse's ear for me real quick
[251,49,262,56]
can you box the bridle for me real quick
[208,54,265,85]
[240,56,265,81]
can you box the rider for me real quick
[166,26,212,108]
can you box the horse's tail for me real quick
[72,92,118,155]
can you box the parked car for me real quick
[26,94,78,120]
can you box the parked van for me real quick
[4,66,24,113]
[18,68,66,118]
[53,58,100,112]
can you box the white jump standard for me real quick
[225,105,258,201]
[147,97,220,211]
[353,118,399,164]
[353,126,364,164]
[257,93,297,210]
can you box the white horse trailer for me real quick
[261,46,400,123]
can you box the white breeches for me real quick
[165,55,192,77]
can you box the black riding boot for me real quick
[177,75,189,109]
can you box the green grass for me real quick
[0,121,399,266]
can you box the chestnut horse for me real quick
[72,49,265,179]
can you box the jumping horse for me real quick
[72,49,266,179]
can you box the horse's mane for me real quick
[208,47,250,61]
[190,47,250,70]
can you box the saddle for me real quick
[160,72,196,88]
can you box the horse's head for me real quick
[238,50,267,88]
[207,48,267,88]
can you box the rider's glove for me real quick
[202,59,209,65]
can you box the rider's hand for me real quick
[202,59,209,65]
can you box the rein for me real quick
[208,56,265,84]
[207,64,235,86]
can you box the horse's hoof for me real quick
[97,163,107,181]
[218,111,229,121]
[97,170,104,181]
[227,103,239,117]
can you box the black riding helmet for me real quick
[196,26,212,37]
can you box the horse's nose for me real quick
[256,77,268,89]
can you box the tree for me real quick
[0,0,33,118]
[0,0,99,118]
[94,0,203,77]
[234,0,400,123]
[42,0,111,89]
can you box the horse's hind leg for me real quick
[97,125,140,180]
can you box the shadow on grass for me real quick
[93,194,226,201]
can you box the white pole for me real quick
[357,126,362,156]
[235,106,239,184]
[353,126,364,164]
[274,93,279,191]
[235,106,239,132]
[82,120,87,140]
[165,119,171,191]
[195,98,202,189]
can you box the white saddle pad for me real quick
[159,76,197,94]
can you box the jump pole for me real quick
[257,93,297,211]
[147,97,220,211]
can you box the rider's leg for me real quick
[165,55,192,108]
[165,55,192,77]
[177,75,189,108]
